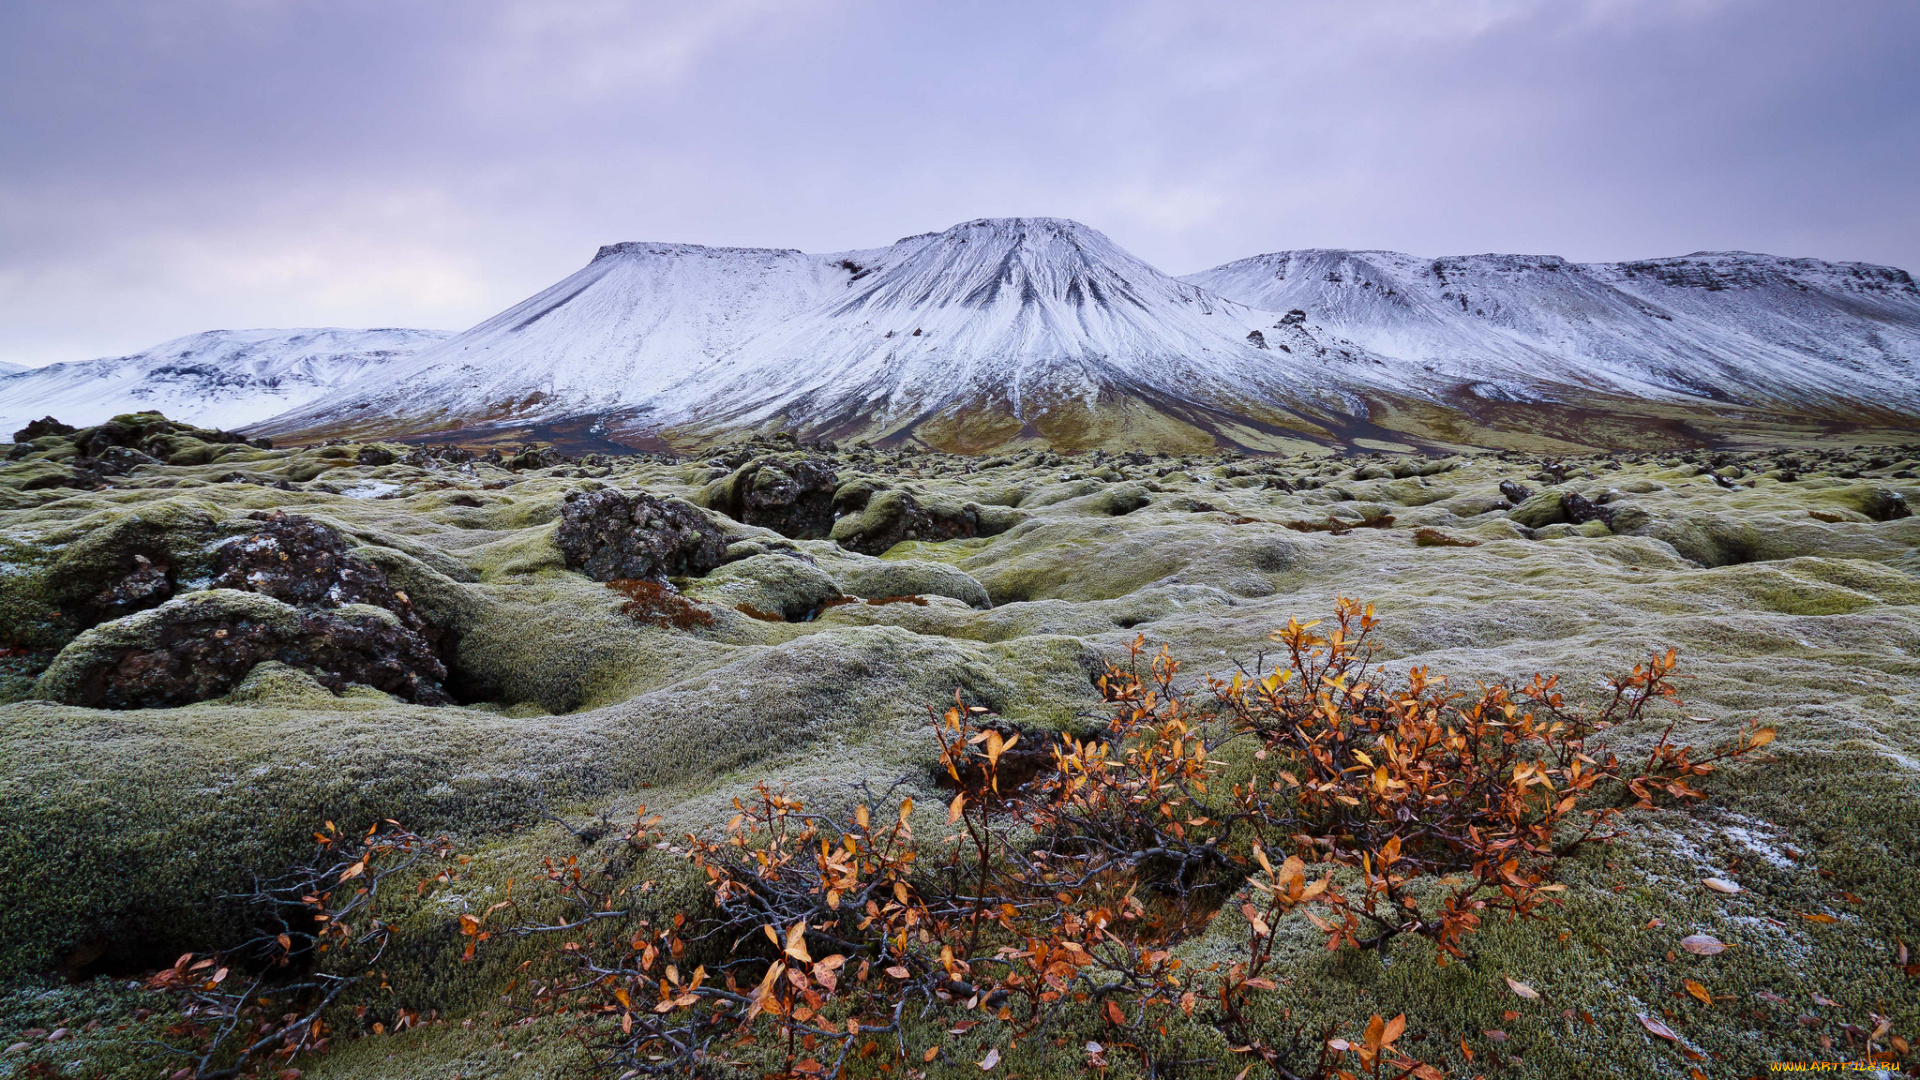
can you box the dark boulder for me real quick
[355,445,398,467]
[1562,491,1605,525]
[1863,488,1912,522]
[1498,480,1534,506]
[211,511,430,633]
[29,511,457,708]
[13,417,76,442]
[556,488,728,583]
[83,554,174,624]
[704,457,839,539]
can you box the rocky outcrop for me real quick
[29,511,453,708]
[212,511,429,633]
[1507,488,1607,530]
[11,416,75,442]
[702,456,838,539]
[555,488,729,582]
[5,412,271,477]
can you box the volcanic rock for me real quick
[555,488,729,583]
[830,488,984,556]
[211,511,429,633]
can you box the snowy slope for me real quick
[0,362,26,378]
[1184,250,1920,415]
[649,218,1383,437]
[0,328,450,439]
[260,244,864,436]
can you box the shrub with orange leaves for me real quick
[143,821,457,1079]
[466,599,1768,1080]
[1211,598,1773,963]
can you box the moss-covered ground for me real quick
[1,431,1916,1077]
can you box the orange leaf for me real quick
[1683,979,1713,1006]
[1104,1001,1127,1025]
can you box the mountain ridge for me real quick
[0,328,451,438]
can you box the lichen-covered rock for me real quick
[70,412,269,461]
[702,456,838,538]
[220,660,337,705]
[555,488,728,582]
[1813,483,1913,522]
[1498,479,1534,505]
[1497,486,1605,526]
[1074,483,1154,517]
[1598,503,1653,534]
[0,498,228,649]
[85,553,173,623]
[31,589,450,708]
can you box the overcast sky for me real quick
[2,0,1915,367]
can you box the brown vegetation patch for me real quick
[1413,526,1480,547]
[733,602,785,622]
[604,579,715,631]
[1286,513,1396,534]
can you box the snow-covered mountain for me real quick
[0,328,450,439]
[643,218,1398,446]
[112,221,1916,453]
[1184,250,1920,419]
[259,219,1407,452]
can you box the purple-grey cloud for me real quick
[1,0,1914,366]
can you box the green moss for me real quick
[3,440,1919,1076]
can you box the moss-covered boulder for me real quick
[32,589,450,708]
[830,487,1016,555]
[699,455,838,538]
[1507,487,1574,528]
[0,497,232,650]
[683,553,843,621]
[825,556,992,608]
